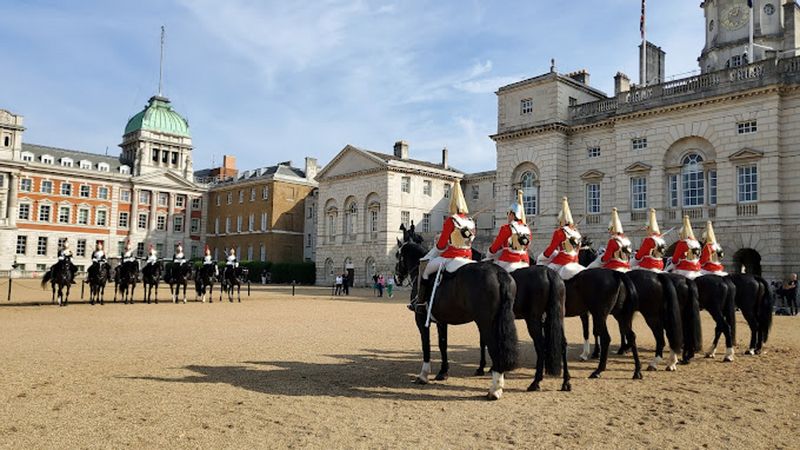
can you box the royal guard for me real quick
[597,208,632,272]
[92,241,107,265]
[410,180,475,310]
[488,190,531,273]
[122,240,136,263]
[699,221,727,276]
[203,245,219,276]
[145,244,158,266]
[226,248,239,268]
[537,197,583,280]
[668,215,701,279]
[173,242,186,265]
[57,239,78,282]
[632,208,666,272]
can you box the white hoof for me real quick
[579,339,591,361]
[744,349,755,356]
[648,355,662,370]
[183,298,187,304]
[487,389,502,400]
[665,351,678,371]
[723,347,735,362]
[488,371,505,400]
[415,362,430,384]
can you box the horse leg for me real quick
[183,283,187,304]
[435,323,449,381]
[622,320,643,380]
[589,316,611,379]
[475,334,487,376]
[705,307,726,359]
[237,284,241,302]
[744,319,758,356]
[579,313,591,361]
[414,312,431,385]
[528,319,545,392]
[616,320,630,355]
[561,335,572,391]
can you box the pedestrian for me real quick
[386,274,395,298]
[377,274,385,297]
[372,274,379,296]
[342,272,350,296]
[335,274,343,296]
[780,273,798,315]
[261,269,267,285]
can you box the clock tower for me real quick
[699,0,790,73]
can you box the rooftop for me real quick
[124,96,190,138]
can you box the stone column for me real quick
[8,173,18,227]
[150,190,158,231]
[130,188,139,240]
[167,191,176,257]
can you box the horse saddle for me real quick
[443,257,474,274]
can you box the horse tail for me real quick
[756,276,774,343]
[658,272,683,355]
[725,279,737,344]
[687,278,703,353]
[543,268,564,376]
[41,269,52,289]
[490,269,519,373]
[617,271,639,316]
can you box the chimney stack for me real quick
[567,69,590,85]
[441,147,448,169]
[393,140,409,159]
[614,72,631,96]
[305,157,318,180]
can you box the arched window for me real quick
[344,199,358,240]
[681,153,705,207]
[520,171,538,216]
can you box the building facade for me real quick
[491,0,800,278]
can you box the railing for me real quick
[682,208,703,220]
[586,215,601,225]
[630,211,647,222]
[737,203,758,216]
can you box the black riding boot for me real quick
[408,278,430,312]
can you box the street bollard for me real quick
[81,280,85,300]
[292,280,296,296]
[7,277,11,301]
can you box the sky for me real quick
[0,0,706,173]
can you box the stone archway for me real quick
[732,248,762,276]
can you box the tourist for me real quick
[779,273,798,315]
[342,272,350,296]
[377,274,385,297]
[386,274,395,298]
[335,274,343,296]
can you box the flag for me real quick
[640,0,646,39]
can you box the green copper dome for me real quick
[124,95,190,137]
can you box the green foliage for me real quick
[236,261,316,284]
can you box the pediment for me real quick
[315,145,386,180]
[624,162,652,174]
[133,170,201,190]
[728,148,764,162]
[580,169,605,180]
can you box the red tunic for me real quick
[436,214,473,259]
[672,240,701,272]
[635,236,665,271]
[601,236,630,270]
[489,222,530,264]
[544,228,578,265]
[699,243,725,273]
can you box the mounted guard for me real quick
[589,208,631,272]
[173,242,187,265]
[409,180,475,311]
[487,190,531,273]
[537,197,583,280]
[203,245,219,276]
[667,215,701,279]
[145,244,159,267]
[226,248,239,268]
[122,240,136,263]
[699,221,727,276]
[632,208,666,272]
[57,239,78,283]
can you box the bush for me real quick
[237,261,316,285]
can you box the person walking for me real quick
[377,274,385,297]
[334,274,343,296]
[781,273,798,315]
[342,272,350,296]
[386,274,395,298]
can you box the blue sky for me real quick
[0,0,705,173]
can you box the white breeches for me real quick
[495,260,529,273]
[670,268,701,279]
[700,269,728,276]
[548,262,584,280]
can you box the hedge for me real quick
[190,259,316,284]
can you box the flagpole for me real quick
[640,0,647,86]
[748,2,754,63]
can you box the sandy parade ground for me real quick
[0,279,799,449]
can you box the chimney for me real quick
[614,72,631,96]
[441,147,449,169]
[784,1,800,58]
[567,69,590,85]
[393,140,409,159]
[305,157,318,180]
[223,154,236,170]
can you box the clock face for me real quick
[721,5,748,31]
[764,3,775,16]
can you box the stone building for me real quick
[314,141,463,286]
[203,158,318,263]
[0,95,207,272]
[490,0,800,278]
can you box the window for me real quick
[80,185,91,198]
[216,195,221,206]
[118,211,129,228]
[422,213,431,232]
[681,153,705,207]
[60,158,73,168]
[79,160,91,169]
[21,152,33,162]
[227,192,232,204]
[238,190,244,203]
[76,239,86,257]
[18,204,30,220]
[161,151,168,164]
[327,214,336,240]
[60,182,72,196]
[569,97,578,107]
[156,215,166,231]
[136,243,145,258]
[247,245,253,261]
[158,192,168,206]
[156,243,165,257]
[401,211,410,227]
[191,218,200,233]
[668,175,679,208]
[709,170,718,206]
[260,245,266,261]
[261,212,268,231]
[16,235,27,255]
[37,237,48,256]
[630,177,647,210]
[120,189,131,202]
[737,165,758,203]
[96,210,107,226]
[586,183,601,214]
[171,152,178,165]
[731,54,743,67]
[520,171,538,216]
[262,186,269,199]
[117,241,126,257]
[97,186,109,200]
[370,209,378,234]
[492,182,497,199]
[139,191,151,204]
[175,195,186,208]
[97,163,109,172]
[138,213,149,230]
[401,176,411,193]
[444,184,452,199]
[214,218,219,235]
[225,217,231,233]
[250,188,256,201]
[192,198,201,210]
[58,238,67,252]
[39,204,51,222]
[20,178,32,192]
[472,185,479,200]
[237,216,243,233]
[78,208,89,225]
[632,138,647,150]
[737,120,757,134]
[344,202,357,238]
[152,149,160,162]
[520,98,533,115]
[58,206,72,223]
[423,180,432,196]
[174,216,184,233]
[41,155,54,164]
[41,180,53,194]
[306,234,312,248]
[119,165,130,175]
[588,147,601,158]
[248,213,255,231]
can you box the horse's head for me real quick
[578,237,598,266]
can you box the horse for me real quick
[717,274,773,355]
[87,261,111,305]
[220,265,246,302]
[114,260,139,304]
[141,261,163,304]
[195,264,217,303]
[41,260,73,306]
[396,239,519,400]
[694,274,737,361]
[165,261,192,304]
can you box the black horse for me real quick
[142,261,163,304]
[718,274,773,355]
[41,260,73,306]
[396,240,519,400]
[114,260,139,304]
[195,264,217,303]
[694,274,737,361]
[165,262,192,304]
[87,261,111,305]
[220,265,247,302]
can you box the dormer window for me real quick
[79,160,92,169]
[21,152,34,162]
[60,157,74,167]
[41,154,54,164]
[119,165,130,174]
[97,162,110,172]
